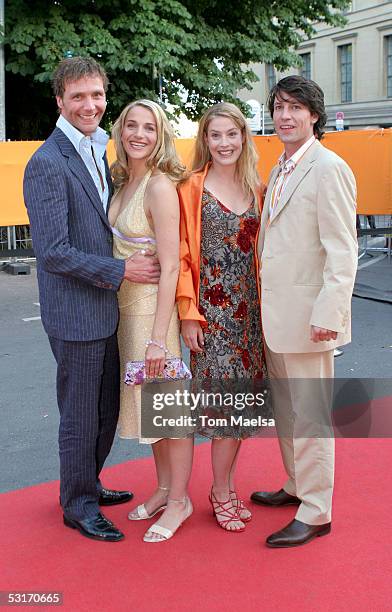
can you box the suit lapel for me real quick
[53,128,111,229]
[258,165,279,255]
[269,141,320,223]
[264,165,280,215]
[271,162,312,221]
[258,140,321,256]
[104,153,114,202]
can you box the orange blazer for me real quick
[176,165,264,323]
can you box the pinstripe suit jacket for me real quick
[23,127,125,341]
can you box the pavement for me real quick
[0,253,391,493]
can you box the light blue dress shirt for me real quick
[56,114,110,212]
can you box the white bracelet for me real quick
[145,339,168,353]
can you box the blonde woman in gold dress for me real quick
[109,100,193,542]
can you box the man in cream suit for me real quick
[251,76,357,547]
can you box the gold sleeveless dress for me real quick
[112,170,181,443]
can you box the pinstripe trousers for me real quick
[48,334,120,521]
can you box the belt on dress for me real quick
[110,226,156,245]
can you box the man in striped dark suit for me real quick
[23,57,160,541]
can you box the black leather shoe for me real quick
[266,519,331,548]
[98,488,134,506]
[250,489,301,506]
[63,512,125,542]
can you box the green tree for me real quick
[3,0,350,138]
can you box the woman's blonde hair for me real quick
[192,102,261,205]
[111,99,186,188]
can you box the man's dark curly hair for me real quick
[267,75,328,140]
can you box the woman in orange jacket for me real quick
[177,103,266,532]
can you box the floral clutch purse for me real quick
[124,357,192,386]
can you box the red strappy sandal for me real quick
[230,490,252,523]
[209,489,245,532]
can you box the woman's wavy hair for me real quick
[267,76,327,140]
[111,99,186,189]
[192,102,261,206]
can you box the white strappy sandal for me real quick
[143,496,193,543]
[127,486,169,521]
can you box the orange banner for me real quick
[1,129,391,226]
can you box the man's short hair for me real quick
[267,75,328,140]
[52,56,109,98]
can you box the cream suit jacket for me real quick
[257,139,358,354]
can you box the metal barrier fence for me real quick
[357,215,392,261]
[1,216,391,261]
[0,225,32,251]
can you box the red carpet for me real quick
[1,438,391,611]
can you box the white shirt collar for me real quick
[278,134,316,169]
[56,114,109,155]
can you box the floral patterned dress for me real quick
[191,188,266,438]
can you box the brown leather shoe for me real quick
[266,519,331,548]
[250,489,301,506]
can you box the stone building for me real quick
[240,0,392,132]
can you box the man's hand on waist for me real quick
[123,251,160,284]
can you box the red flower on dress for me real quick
[236,217,259,253]
[234,301,248,319]
[204,284,232,308]
[236,230,251,253]
[244,217,259,238]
